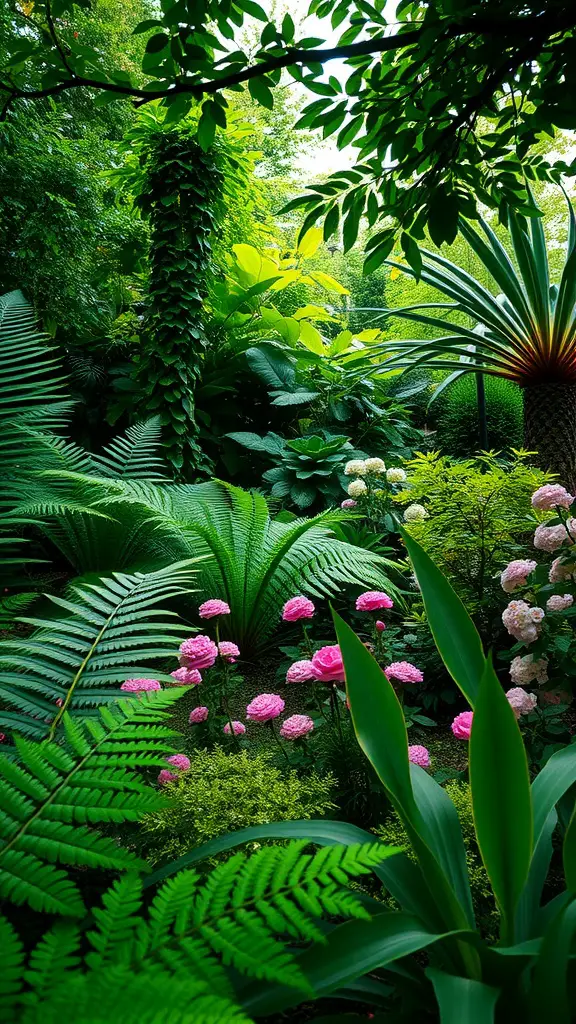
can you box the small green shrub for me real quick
[140,746,336,863]
[433,374,523,455]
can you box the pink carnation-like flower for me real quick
[408,744,430,768]
[549,556,576,583]
[355,590,394,612]
[375,620,386,632]
[534,520,576,552]
[179,635,218,671]
[218,640,240,662]
[546,593,574,612]
[199,599,230,619]
[280,714,315,739]
[311,645,345,683]
[170,667,202,685]
[224,720,246,736]
[341,498,357,509]
[540,690,570,706]
[286,659,316,683]
[502,600,544,642]
[500,559,537,593]
[165,754,190,772]
[451,711,473,740]
[157,769,178,786]
[384,661,423,684]
[531,484,574,511]
[0,733,5,743]
[189,706,209,724]
[510,654,548,686]
[246,693,285,722]
[282,596,315,621]
[506,687,538,719]
[121,678,161,694]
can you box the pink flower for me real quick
[356,590,394,612]
[199,599,230,619]
[408,744,430,768]
[218,640,240,662]
[500,559,537,593]
[510,654,548,686]
[165,754,190,771]
[189,706,209,724]
[341,498,357,509]
[451,711,473,740]
[534,520,576,552]
[170,667,202,685]
[384,661,423,684]
[549,557,576,583]
[531,484,574,510]
[246,693,285,722]
[282,596,315,621]
[286,659,316,683]
[179,635,218,670]
[280,714,315,739]
[120,678,161,694]
[0,733,5,743]
[546,593,574,612]
[157,769,178,786]
[55,698,64,707]
[375,620,386,632]
[540,690,570,706]
[506,687,537,719]
[502,600,544,642]
[311,645,345,683]
[224,720,246,735]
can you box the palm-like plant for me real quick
[370,200,576,484]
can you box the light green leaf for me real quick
[427,969,499,1023]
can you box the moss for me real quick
[433,374,523,455]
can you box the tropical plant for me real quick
[433,374,524,456]
[372,201,576,485]
[0,561,200,739]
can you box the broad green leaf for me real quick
[469,658,533,943]
[531,743,576,846]
[297,227,323,257]
[298,321,325,354]
[529,898,576,1024]
[563,806,576,891]
[248,75,274,109]
[306,270,349,294]
[400,529,485,705]
[427,969,499,1023]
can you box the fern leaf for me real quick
[24,921,81,999]
[86,875,144,968]
[91,417,167,481]
[0,914,25,1021]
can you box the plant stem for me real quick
[269,720,291,764]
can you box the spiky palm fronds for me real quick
[0,561,202,738]
[0,689,183,917]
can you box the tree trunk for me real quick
[523,381,576,490]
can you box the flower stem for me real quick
[269,720,291,764]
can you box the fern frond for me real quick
[0,914,24,1021]
[0,561,200,736]
[91,418,167,482]
[0,690,183,916]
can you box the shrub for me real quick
[140,746,335,863]
[433,374,523,455]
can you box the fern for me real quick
[91,417,167,482]
[1,840,396,1022]
[0,689,184,916]
[0,561,202,737]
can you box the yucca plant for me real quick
[369,200,576,485]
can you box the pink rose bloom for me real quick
[500,559,537,593]
[280,714,315,739]
[170,667,202,685]
[506,687,538,719]
[286,659,316,683]
[549,557,576,583]
[246,693,285,722]
[224,720,246,736]
[534,520,576,552]
[157,769,178,786]
[341,498,357,509]
[199,599,230,618]
[282,596,316,621]
[189,706,209,724]
[179,635,218,670]
[408,744,430,768]
[510,654,548,686]
[218,640,240,662]
[546,593,574,612]
[121,678,161,694]
[451,711,473,740]
[531,484,574,510]
[165,754,190,772]
[375,620,386,632]
[384,661,423,684]
[311,645,345,683]
[502,600,544,642]
[356,590,394,612]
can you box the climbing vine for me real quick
[136,127,222,476]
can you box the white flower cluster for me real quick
[403,503,429,523]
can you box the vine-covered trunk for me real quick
[523,381,576,490]
[137,129,222,478]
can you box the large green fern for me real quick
[0,560,202,738]
[0,688,184,917]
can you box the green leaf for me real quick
[248,76,274,109]
[197,107,216,151]
[529,898,576,1024]
[133,19,165,34]
[469,658,533,943]
[563,806,576,891]
[531,744,576,847]
[145,32,169,53]
[427,969,499,1023]
[235,0,268,20]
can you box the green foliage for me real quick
[0,689,182,917]
[396,450,549,622]
[433,375,524,456]
[0,561,199,737]
[140,746,335,864]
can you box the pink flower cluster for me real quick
[286,659,316,683]
[500,559,537,593]
[179,635,218,670]
[384,661,423,685]
[341,498,357,509]
[199,599,230,619]
[219,641,240,662]
[280,714,315,739]
[246,693,285,722]
[408,744,430,768]
[509,654,548,686]
[282,596,315,621]
[189,706,209,724]
[224,720,246,736]
[531,484,574,511]
[549,557,576,583]
[506,687,537,719]
[534,520,576,553]
[502,600,544,642]
[355,590,394,612]
[546,593,574,612]
[171,667,202,685]
[120,678,161,694]
[310,645,345,682]
[451,711,473,740]
[158,752,190,785]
